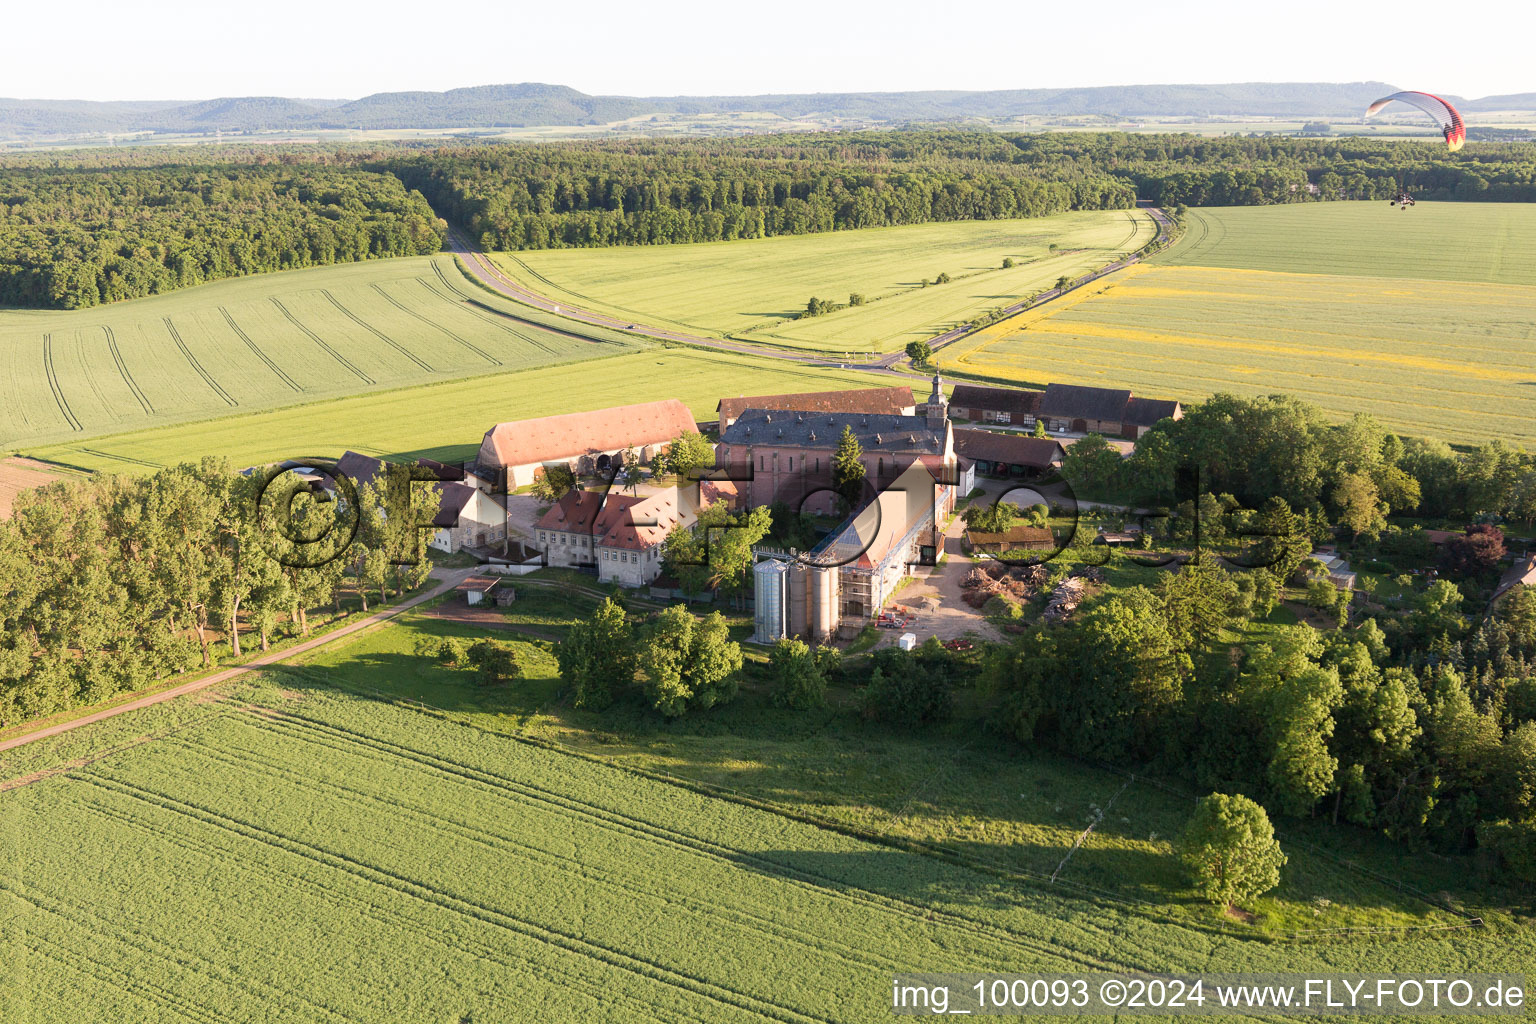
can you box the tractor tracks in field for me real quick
[320,289,434,373]
[41,333,82,432]
[269,297,374,385]
[219,307,302,393]
[163,317,236,407]
[103,326,153,414]
[369,282,501,367]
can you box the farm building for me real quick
[306,451,506,554]
[930,382,1181,439]
[1038,384,1182,438]
[429,483,508,555]
[1493,554,1536,606]
[455,575,501,605]
[965,524,1056,555]
[716,385,914,430]
[945,384,1043,425]
[475,399,699,487]
[533,486,694,587]
[717,376,969,511]
[753,459,957,644]
[952,429,1064,478]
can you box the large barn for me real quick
[476,399,699,487]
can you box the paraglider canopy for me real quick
[1366,91,1466,151]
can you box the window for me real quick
[787,456,793,471]
[538,531,546,542]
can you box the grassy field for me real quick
[0,254,641,450]
[2,629,1527,1024]
[20,349,893,474]
[1158,203,1536,283]
[939,203,1536,446]
[490,211,1156,355]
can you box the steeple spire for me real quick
[925,371,947,429]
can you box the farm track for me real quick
[75,769,846,1024]
[219,307,302,392]
[269,297,375,384]
[0,568,477,755]
[368,283,501,366]
[320,290,435,373]
[444,211,1171,374]
[425,261,594,355]
[41,334,81,432]
[163,317,236,407]
[103,326,153,414]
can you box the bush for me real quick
[857,648,953,727]
[769,638,826,710]
[1475,820,1536,882]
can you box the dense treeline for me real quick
[4,131,1533,306]
[377,132,1536,250]
[988,560,1535,857]
[377,134,1138,250]
[1045,393,1536,861]
[0,165,444,308]
[0,460,436,726]
[1022,133,1536,205]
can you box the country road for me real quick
[0,566,478,756]
[444,205,1171,376]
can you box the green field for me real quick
[491,211,1156,355]
[2,607,1526,1023]
[1158,203,1536,283]
[21,349,893,473]
[0,255,640,449]
[940,203,1536,446]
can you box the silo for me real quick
[787,561,810,640]
[752,559,788,644]
[810,565,840,643]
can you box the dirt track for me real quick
[0,456,64,517]
[0,567,477,756]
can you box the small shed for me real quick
[966,525,1056,554]
[456,575,501,606]
[897,632,917,651]
[493,586,517,606]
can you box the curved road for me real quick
[0,212,1172,756]
[447,205,1171,374]
[0,567,478,757]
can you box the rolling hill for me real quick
[15,80,1534,139]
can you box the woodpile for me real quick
[962,560,1050,607]
[1043,578,1087,622]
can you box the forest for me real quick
[3,131,1534,306]
[1041,394,1536,860]
[378,134,1138,251]
[0,164,444,308]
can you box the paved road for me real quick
[0,567,479,755]
[445,207,1171,378]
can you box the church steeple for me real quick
[925,371,947,430]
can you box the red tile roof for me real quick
[598,492,681,551]
[717,386,913,426]
[536,489,608,533]
[952,429,1065,468]
[478,400,697,470]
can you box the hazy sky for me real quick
[6,0,1531,101]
